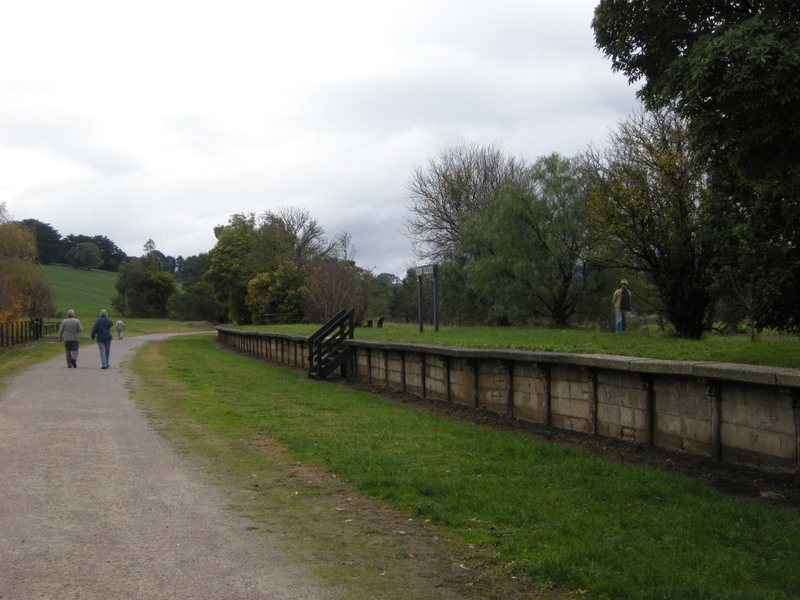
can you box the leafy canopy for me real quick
[592,0,800,183]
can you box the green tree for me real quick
[207,209,337,324]
[21,219,62,265]
[167,281,227,323]
[65,242,103,270]
[57,233,126,271]
[182,253,211,286]
[456,154,608,327]
[404,142,526,261]
[592,0,800,185]
[91,235,127,271]
[59,234,93,263]
[706,178,800,333]
[245,262,308,324]
[585,108,714,339]
[112,259,177,318]
[205,214,259,324]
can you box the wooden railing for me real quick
[307,308,355,380]
[0,318,59,349]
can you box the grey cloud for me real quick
[163,115,252,155]
[0,110,140,176]
[297,65,632,139]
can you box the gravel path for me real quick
[0,334,337,600]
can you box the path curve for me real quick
[0,334,336,600]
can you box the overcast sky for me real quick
[1,0,639,277]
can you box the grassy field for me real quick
[237,322,800,369]
[41,264,213,336]
[132,334,800,599]
[42,264,118,318]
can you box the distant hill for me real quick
[42,265,118,319]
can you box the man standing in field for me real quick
[58,309,83,368]
[115,318,124,340]
[612,280,632,333]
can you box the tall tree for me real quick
[90,235,127,271]
[167,281,227,323]
[206,208,337,324]
[205,214,259,324]
[64,242,104,270]
[112,259,177,318]
[182,253,211,286]
[403,142,526,261]
[592,0,800,185]
[21,219,61,265]
[706,177,800,333]
[585,108,714,338]
[0,204,54,321]
[59,234,94,264]
[457,154,609,327]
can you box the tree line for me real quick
[397,0,800,339]
[109,208,403,325]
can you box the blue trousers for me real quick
[615,309,628,333]
[97,339,112,368]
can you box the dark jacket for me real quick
[91,317,114,342]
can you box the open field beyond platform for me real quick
[241,322,800,369]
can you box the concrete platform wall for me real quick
[216,328,800,474]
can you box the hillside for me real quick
[42,265,118,319]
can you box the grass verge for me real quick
[239,322,800,369]
[131,334,800,599]
[111,318,215,336]
[130,335,503,600]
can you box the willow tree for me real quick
[586,109,714,339]
[458,153,610,327]
[403,142,526,262]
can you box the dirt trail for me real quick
[0,334,337,600]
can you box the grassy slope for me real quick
[42,264,118,318]
[239,322,800,369]
[41,264,214,336]
[134,334,800,600]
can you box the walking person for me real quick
[58,310,83,368]
[115,318,124,340]
[91,309,114,369]
[612,279,632,333]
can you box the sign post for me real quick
[414,264,439,333]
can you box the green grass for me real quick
[41,264,214,336]
[237,322,800,369]
[134,334,800,599]
[42,264,118,318]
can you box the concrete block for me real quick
[777,369,800,388]
[551,413,591,434]
[694,362,780,385]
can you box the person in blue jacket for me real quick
[90,309,114,369]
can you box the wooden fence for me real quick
[0,319,60,349]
